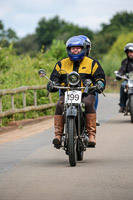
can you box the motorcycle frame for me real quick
[62,98,86,154]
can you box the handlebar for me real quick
[53,85,106,97]
[53,85,97,90]
[114,71,128,80]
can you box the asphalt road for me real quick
[0,93,133,200]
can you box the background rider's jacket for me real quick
[118,58,133,75]
[49,56,105,94]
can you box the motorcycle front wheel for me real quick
[67,116,77,167]
[130,95,133,123]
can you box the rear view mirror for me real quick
[38,69,46,77]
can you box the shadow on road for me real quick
[20,155,133,169]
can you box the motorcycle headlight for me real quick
[67,71,80,86]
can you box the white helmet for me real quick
[124,43,133,53]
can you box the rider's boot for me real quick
[86,113,96,147]
[53,115,64,148]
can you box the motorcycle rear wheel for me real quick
[77,150,84,161]
[68,117,77,167]
[130,95,133,123]
[77,139,84,161]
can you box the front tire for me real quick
[67,117,77,167]
[130,95,133,123]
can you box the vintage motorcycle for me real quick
[39,69,102,167]
[114,71,133,123]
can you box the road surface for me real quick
[0,93,133,200]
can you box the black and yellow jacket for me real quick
[50,56,106,93]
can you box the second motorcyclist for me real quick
[117,43,133,113]
[47,36,106,147]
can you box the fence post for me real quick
[34,90,37,106]
[0,96,2,126]
[11,94,15,121]
[0,85,55,124]
[23,92,26,119]
[49,93,52,103]
[11,94,14,109]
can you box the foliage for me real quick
[0,44,16,73]
[14,34,39,57]
[36,16,93,50]
[36,16,66,48]
[44,39,67,60]
[0,45,58,125]
[93,11,133,59]
[109,32,133,58]
[101,54,122,77]
[57,23,93,43]
[101,11,133,34]
[0,20,18,44]
[92,33,116,59]
[101,31,133,77]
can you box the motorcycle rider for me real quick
[117,43,133,113]
[47,36,106,147]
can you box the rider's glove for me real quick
[47,81,54,92]
[96,81,105,93]
[83,86,89,97]
[47,81,59,92]
[83,79,92,96]
[84,79,92,87]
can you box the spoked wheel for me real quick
[130,95,133,123]
[67,117,77,167]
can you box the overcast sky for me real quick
[0,0,133,38]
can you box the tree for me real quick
[6,28,18,42]
[92,11,133,58]
[14,34,39,56]
[102,11,133,33]
[109,31,133,58]
[0,20,5,40]
[36,16,66,48]
[45,39,67,60]
[0,20,18,45]
[36,16,94,50]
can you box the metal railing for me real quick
[0,85,56,126]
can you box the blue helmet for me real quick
[66,36,87,61]
[78,35,91,56]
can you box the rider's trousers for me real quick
[55,94,96,115]
[120,80,128,108]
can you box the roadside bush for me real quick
[101,31,133,77]
[0,45,59,126]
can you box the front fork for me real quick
[62,105,78,154]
